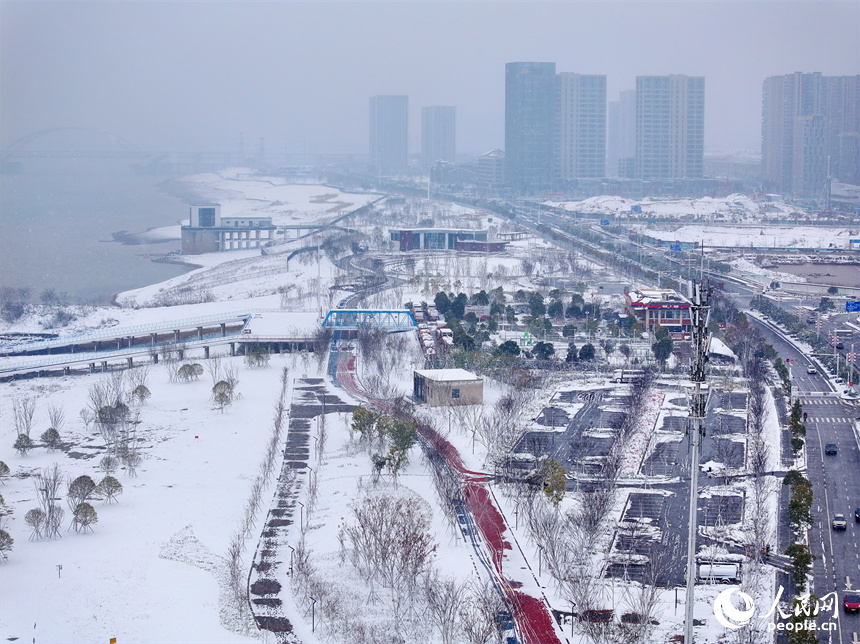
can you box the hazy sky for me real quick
[2,1,858,158]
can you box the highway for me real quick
[748,315,860,643]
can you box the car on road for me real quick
[833,514,848,530]
[806,365,818,374]
[855,507,860,522]
[836,342,844,350]
[825,443,838,455]
[844,593,860,613]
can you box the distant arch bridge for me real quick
[321,309,417,331]
[1,127,147,160]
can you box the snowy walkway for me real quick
[333,352,566,644]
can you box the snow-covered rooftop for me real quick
[415,368,481,382]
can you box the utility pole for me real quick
[684,279,710,644]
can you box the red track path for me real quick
[335,355,563,644]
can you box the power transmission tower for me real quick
[684,279,710,643]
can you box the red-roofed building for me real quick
[624,288,692,336]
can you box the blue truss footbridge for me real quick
[320,309,417,331]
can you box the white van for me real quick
[697,563,739,583]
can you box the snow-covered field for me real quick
[632,224,855,250]
[0,351,293,642]
[548,193,800,221]
[1,172,789,643]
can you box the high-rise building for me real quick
[558,73,606,180]
[762,73,860,194]
[421,106,456,169]
[369,95,408,175]
[635,75,704,180]
[608,90,636,178]
[505,62,557,192]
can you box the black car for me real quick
[825,443,838,455]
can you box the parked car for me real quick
[844,593,860,613]
[825,443,838,455]
[833,514,848,530]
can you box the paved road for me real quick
[749,316,860,643]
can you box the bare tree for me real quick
[206,355,222,386]
[46,403,65,433]
[12,397,36,438]
[461,580,505,644]
[34,464,64,539]
[425,571,466,644]
[41,403,65,450]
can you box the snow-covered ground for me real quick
[547,193,800,221]
[0,351,295,642]
[175,170,380,228]
[633,224,855,250]
[1,172,790,643]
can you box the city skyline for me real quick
[2,2,857,157]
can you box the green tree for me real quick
[497,341,521,357]
[388,418,417,454]
[0,460,9,480]
[434,291,451,316]
[817,297,834,313]
[562,324,576,338]
[529,293,546,318]
[826,286,838,295]
[578,343,596,361]
[565,342,578,363]
[547,300,564,318]
[351,406,381,443]
[784,543,815,592]
[450,293,467,319]
[782,470,809,487]
[787,483,814,533]
[532,341,555,361]
[539,459,567,506]
[471,290,490,305]
[652,336,674,365]
[785,595,821,644]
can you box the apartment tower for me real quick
[762,73,860,194]
[421,106,456,169]
[635,75,705,180]
[505,62,557,192]
[369,95,409,175]
[558,73,607,180]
